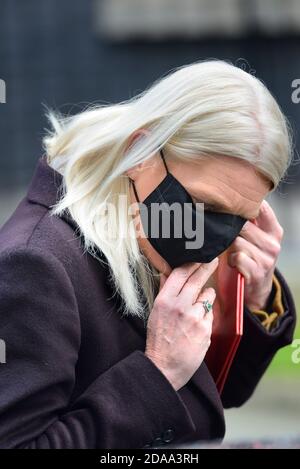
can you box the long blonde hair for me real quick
[43,59,292,321]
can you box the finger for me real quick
[232,231,280,263]
[160,262,201,297]
[228,250,257,283]
[229,235,260,261]
[254,200,283,240]
[193,287,216,320]
[229,237,276,276]
[236,222,280,257]
[178,257,219,305]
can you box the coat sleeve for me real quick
[221,267,297,408]
[0,246,196,449]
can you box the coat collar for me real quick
[26,155,78,231]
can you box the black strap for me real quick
[130,148,169,202]
[160,148,169,174]
[130,178,140,203]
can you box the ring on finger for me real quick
[201,299,213,315]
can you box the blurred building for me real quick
[97,0,300,39]
[0,0,300,188]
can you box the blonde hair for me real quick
[43,59,293,321]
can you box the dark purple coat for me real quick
[0,156,297,449]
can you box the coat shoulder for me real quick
[0,196,84,268]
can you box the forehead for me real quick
[171,155,272,219]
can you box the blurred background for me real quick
[0,0,299,445]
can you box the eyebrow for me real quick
[193,197,231,213]
[204,201,227,211]
[194,196,251,219]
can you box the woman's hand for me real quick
[228,200,283,311]
[145,258,219,391]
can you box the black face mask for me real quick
[130,149,247,269]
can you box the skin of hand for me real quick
[145,259,219,391]
[227,200,284,311]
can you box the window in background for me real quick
[93,0,300,41]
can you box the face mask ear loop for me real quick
[160,148,169,175]
[129,178,140,203]
[130,148,168,202]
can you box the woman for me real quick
[0,60,297,449]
